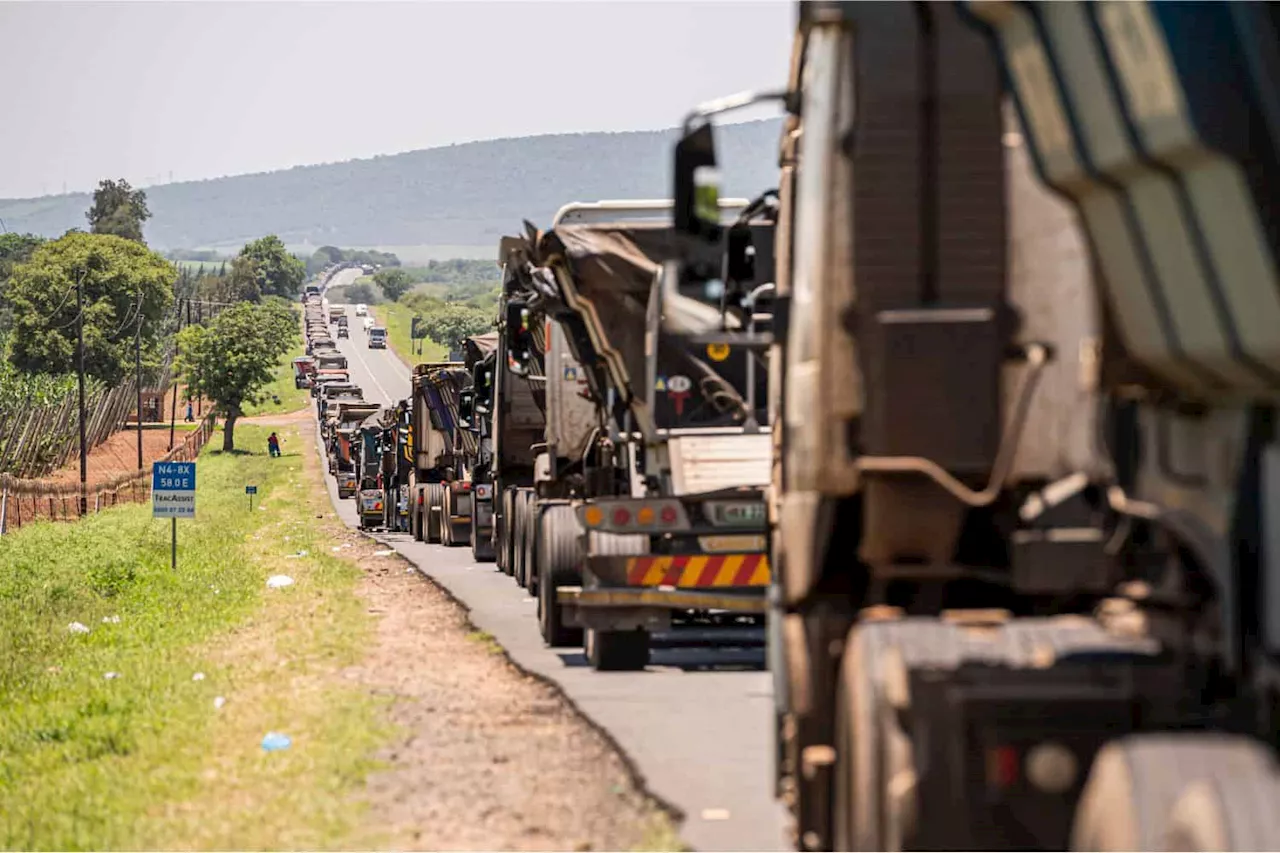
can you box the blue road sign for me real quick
[246,485,258,495]
[152,461,196,518]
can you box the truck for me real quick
[673,1,1280,849]
[329,306,345,324]
[328,400,380,493]
[355,409,391,530]
[367,326,388,349]
[501,198,775,671]
[457,332,500,562]
[406,362,477,546]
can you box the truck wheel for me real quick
[425,483,444,544]
[522,492,540,595]
[512,492,529,587]
[471,513,495,563]
[586,629,649,671]
[497,489,515,576]
[1074,734,1279,851]
[537,504,584,648]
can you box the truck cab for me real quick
[367,326,387,349]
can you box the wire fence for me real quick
[0,413,217,535]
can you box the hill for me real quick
[0,119,784,254]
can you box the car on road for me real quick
[363,317,375,331]
[368,326,387,349]
[355,303,368,317]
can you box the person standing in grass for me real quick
[267,432,281,457]
[185,399,194,422]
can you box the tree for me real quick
[238,235,305,299]
[8,232,175,383]
[419,304,493,352]
[374,267,413,302]
[0,233,46,328]
[344,282,377,305]
[86,179,151,243]
[177,299,298,451]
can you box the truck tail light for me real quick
[578,499,690,532]
[458,482,471,492]
[475,484,492,499]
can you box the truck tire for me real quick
[496,489,515,575]
[471,509,495,563]
[537,504,584,648]
[1073,734,1279,851]
[586,628,649,671]
[522,492,539,595]
[512,491,529,588]
[582,530,649,671]
[425,483,444,544]
[828,616,1160,851]
[441,487,453,546]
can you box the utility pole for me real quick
[135,290,143,471]
[76,270,88,516]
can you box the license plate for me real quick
[706,501,766,526]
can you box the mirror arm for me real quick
[681,89,792,134]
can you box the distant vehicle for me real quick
[304,284,321,299]
[367,327,388,349]
[363,317,375,331]
[338,325,349,339]
[355,304,368,317]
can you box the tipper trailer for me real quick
[502,198,777,671]
[671,0,1280,849]
[457,332,501,562]
[406,362,478,546]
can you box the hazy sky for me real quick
[0,0,793,199]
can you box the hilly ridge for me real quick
[0,119,784,253]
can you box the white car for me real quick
[363,317,375,331]
[355,303,368,317]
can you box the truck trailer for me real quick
[406,362,478,545]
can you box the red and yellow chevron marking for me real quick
[623,554,770,588]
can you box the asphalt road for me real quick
[317,290,789,852]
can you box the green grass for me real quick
[241,339,309,417]
[370,301,446,367]
[0,423,390,850]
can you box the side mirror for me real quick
[504,301,533,374]
[674,121,721,241]
[458,390,476,429]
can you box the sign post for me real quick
[246,485,257,512]
[152,461,196,570]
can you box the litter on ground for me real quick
[67,622,90,634]
[266,575,295,589]
[192,672,206,681]
[101,615,121,624]
[104,672,120,680]
[261,732,292,751]
[213,696,226,710]
[373,549,394,556]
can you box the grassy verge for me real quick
[370,301,446,368]
[0,423,388,850]
[242,339,309,417]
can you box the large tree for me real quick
[8,232,175,383]
[374,267,413,302]
[238,235,305,299]
[86,179,151,243]
[419,304,493,352]
[176,298,298,451]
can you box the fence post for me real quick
[1,484,8,536]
